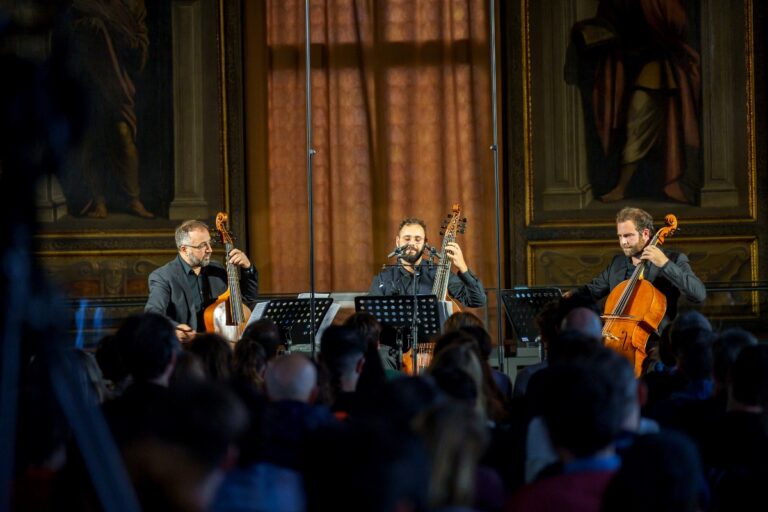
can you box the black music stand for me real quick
[260,298,335,351]
[354,294,444,354]
[500,287,563,346]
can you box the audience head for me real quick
[117,312,179,383]
[343,312,382,350]
[123,380,248,511]
[443,311,485,332]
[729,344,768,409]
[232,336,268,389]
[375,376,445,432]
[541,350,624,458]
[264,353,318,403]
[429,366,478,405]
[170,350,206,386]
[413,402,489,509]
[534,299,561,349]
[601,431,704,512]
[675,327,716,381]
[713,327,758,388]
[547,328,603,365]
[185,333,233,382]
[592,348,642,431]
[428,342,485,418]
[319,325,367,392]
[558,289,601,321]
[669,311,713,361]
[95,334,129,392]
[240,318,284,360]
[560,307,603,342]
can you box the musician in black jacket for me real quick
[145,220,258,341]
[368,217,486,308]
[575,207,706,332]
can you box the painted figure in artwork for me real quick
[59,0,154,218]
[566,0,701,204]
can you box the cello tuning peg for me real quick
[461,217,467,222]
[439,230,445,236]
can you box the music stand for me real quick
[500,287,563,346]
[258,298,335,351]
[354,294,444,353]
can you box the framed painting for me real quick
[520,0,756,226]
[27,0,246,341]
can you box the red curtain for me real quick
[246,0,500,295]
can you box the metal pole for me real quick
[488,0,505,372]
[304,0,318,357]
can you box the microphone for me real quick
[387,244,410,258]
[424,244,439,259]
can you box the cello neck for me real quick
[224,241,245,324]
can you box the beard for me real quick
[188,253,211,268]
[621,241,645,258]
[400,245,424,265]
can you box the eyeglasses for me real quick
[184,240,213,250]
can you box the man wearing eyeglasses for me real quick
[145,219,258,341]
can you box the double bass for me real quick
[203,212,251,344]
[402,204,467,375]
[602,214,678,377]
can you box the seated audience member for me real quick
[319,325,368,418]
[240,318,285,361]
[102,312,180,446]
[94,333,131,397]
[170,349,206,386]
[514,291,600,398]
[184,332,233,383]
[231,336,268,392]
[525,348,656,484]
[413,402,504,512]
[433,328,509,424]
[711,327,758,406]
[428,342,487,421]
[343,312,390,392]
[124,380,249,511]
[508,351,624,512]
[705,344,768,512]
[642,310,713,406]
[601,431,706,512]
[260,353,337,470]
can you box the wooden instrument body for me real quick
[601,213,678,377]
[602,279,666,376]
[204,289,252,343]
[203,212,251,344]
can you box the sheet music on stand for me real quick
[354,294,445,351]
[246,297,335,347]
[500,287,563,344]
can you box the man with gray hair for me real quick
[145,219,258,341]
[265,353,319,403]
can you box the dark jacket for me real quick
[580,249,706,330]
[145,255,258,330]
[368,260,486,308]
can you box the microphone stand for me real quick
[409,259,420,374]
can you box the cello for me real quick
[402,204,466,375]
[203,212,251,344]
[602,213,678,377]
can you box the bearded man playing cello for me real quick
[569,207,706,373]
